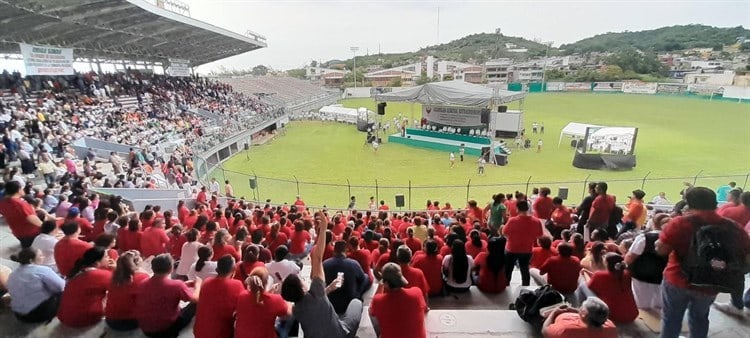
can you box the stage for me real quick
[572,151,636,170]
[388,128,510,158]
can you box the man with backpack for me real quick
[656,187,750,338]
[624,213,670,310]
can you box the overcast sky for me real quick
[183,0,749,73]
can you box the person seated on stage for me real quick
[542,297,617,338]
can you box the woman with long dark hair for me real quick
[57,247,112,328]
[105,251,148,331]
[581,242,607,273]
[442,240,474,293]
[472,237,507,293]
[189,245,217,281]
[7,248,65,323]
[581,253,638,323]
[465,229,487,259]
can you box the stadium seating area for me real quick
[221,76,337,106]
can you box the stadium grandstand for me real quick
[0,1,748,338]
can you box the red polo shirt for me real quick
[587,270,638,323]
[530,247,557,269]
[474,252,507,293]
[411,254,444,296]
[57,268,112,327]
[348,248,373,282]
[540,255,582,294]
[503,214,543,253]
[193,277,244,338]
[401,264,430,297]
[370,287,427,338]
[135,276,193,333]
[234,291,289,338]
[140,226,170,258]
[589,194,615,226]
[55,237,93,277]
[212,244,240,261]
[533,196,555,220]
[718,205,750,227]
[105,272,149,320]
[289,230,311,255]
[0,196,39,238]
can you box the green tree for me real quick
[310,60,318,67]
[252,65,268,76]
[286,68,306,79]
[389,77,402,87]
[442,74,454,81]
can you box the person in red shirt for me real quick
[288,220,312,259]
[105,251,149,331]
[536,243,582,295]
[194,256,245,338]
[375,239,403,280]
[265,223,289,255]
[541,298,618,338]
[396,245,429,302]
[549,197,573,239]
[177,200,190,224]
[196,187,208,205]
[347,236,373,283]
[369,262,427,338]
[465,229,487,259]
[294,195,306,209]
[404,228,423,254]
[54,222,93,278]
[235,265,291,338]
[465,200,485,227]
[235,245,265,283]
[412,240,444,296]
[581,253,638,323]
[656,187,750,338]
[504,193,519,218]
[533,187,555,221]
[718,191,750,226]
[168,225,187,260]
[530,235,557,269]
[57,247,113,328]
[140,218,170,258]
[502,200,545,286]
[136,254,202,337]
[0,181,43,247]
[117,218,142,253]
[588,182,615,229]
[378,200,390,211]
[212,229,241,261]
[472,237,508,293]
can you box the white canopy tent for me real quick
[558,122,604,147]
[373,80,526,107]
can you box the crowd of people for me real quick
[0,173,748,337]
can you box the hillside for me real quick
[327,33,549,69]
[560,24,749,54]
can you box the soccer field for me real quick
[212,93,750,209]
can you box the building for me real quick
[305,66,349,82]
[509,61,544,83]
[683,70,735,85]
[435,60,480,82]
[690,60,724,70]
[321,71,346,87]
[484,58,512,83]
[365,63,420,87]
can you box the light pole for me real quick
[541,41,553,91]
[350,46,359,88]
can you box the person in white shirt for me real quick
[450,152,456,168]
[30,221,59,272]
[7,248,65,323]
[477,157,486,175]
[188,244,217,281]
[266,245,302,284]
[176,229,202,279]
[651,192,670,205]
[209,178,220,196]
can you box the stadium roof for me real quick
[0,0,267,66]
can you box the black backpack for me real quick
[513,285,565,322]
[630,231,667,284]
[681,216,749,294]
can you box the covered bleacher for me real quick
[221,76,339,107]
[0,0,266,67]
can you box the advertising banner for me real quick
[622,82,657,94]
[564,82,592,92]
[687,84,723,95]
[423,105,484,128]
[593,82,623,92]
[166,58,191,77]
[546,82,565,92]
[656,83,688,94]
[19,43,75,75]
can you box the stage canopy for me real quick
[558,122,604,146]
[374,80,526,107]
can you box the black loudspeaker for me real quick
[377,102,387,115]
[243,143,249,150]
[395,194,405,208]
[249,178,257,190]
[558,187,569,200]
[498,105,508,112]
[480,109,490,124]
[495,154,508,166]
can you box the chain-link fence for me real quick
[207,167,750,209]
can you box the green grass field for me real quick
[212,93,750,209]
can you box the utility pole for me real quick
[350,46,359,88]
[541,41,553,90]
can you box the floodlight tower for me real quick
[350,46,360,88]
[541,41,554,91]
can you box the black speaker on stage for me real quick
[377,102,387,115]
[494,154,508,166]
[395,194,405,208]
[558,187,569,200]
[243,143,249,150]
[249,178,257,190]
[498,105,508,112]
[480,109,490,124]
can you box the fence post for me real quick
[253,171,259,203]
[293,175,300,196]
[744,171,750,190]
[346,179,351,205]
[466,179,472,202]
[525,176,532,195]
[641,171,651,190]
[693,170,703,186]
[221,166,226,182]
[375,179,379,204]
[408,180,412,210]
[582,174,591,200]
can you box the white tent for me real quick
[374,80,526,107]
[558,122,604,147]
